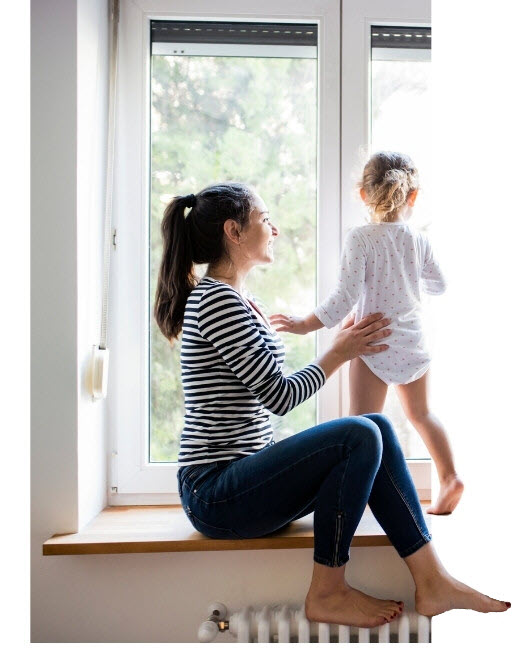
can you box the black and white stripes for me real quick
[178,278,326,466]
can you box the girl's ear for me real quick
[223,219,241,245]
[407,189,419,207]
[359,187,367,203]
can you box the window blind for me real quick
[371,26,431,50]
[151,21,318,58]
[151,21,317,45]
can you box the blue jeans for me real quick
[177,414,431,567]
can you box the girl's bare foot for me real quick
[427,475,464,515]
[305,584,403,628]
[415,572,510,616]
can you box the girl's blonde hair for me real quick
[359,151,419,223]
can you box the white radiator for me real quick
[198,602,431,643]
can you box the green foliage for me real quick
[149,55,318,462]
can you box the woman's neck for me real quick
[206,262,248,294]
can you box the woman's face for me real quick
[239,194,279,265]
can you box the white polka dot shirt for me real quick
[314,222,446,385]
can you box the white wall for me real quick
[33,546,415,642]
[76,0,108,529]
[31,0,79,546]
[30,0,416,642]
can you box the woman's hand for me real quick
[269,312,324,335]
[332,312,391,362]
[314,312,391,380]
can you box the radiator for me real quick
[198,602,431,643]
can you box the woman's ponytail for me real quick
[154,182,255,343]
[154,195,196,342]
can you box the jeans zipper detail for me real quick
[333,513,344,566]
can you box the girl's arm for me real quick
[421,235,447,295]
[270,229,367,334]
[269,311,324,335]
[198,284,390,416]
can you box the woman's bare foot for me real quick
[416,571,510,616]
[427,475,464,515]
[305,584,403,628]
[405,543,510,618]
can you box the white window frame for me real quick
[340,0,431,499]
[110,0,341,504]
[109,0,431,505]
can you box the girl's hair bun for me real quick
[383,168,408,185]
[359,152,419,223]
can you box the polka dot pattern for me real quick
[314,223,446,385]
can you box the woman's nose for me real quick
[272,223,279,237]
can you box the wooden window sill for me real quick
[43,503,431,556]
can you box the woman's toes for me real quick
[496,599,511,612]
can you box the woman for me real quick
[154,182,509,627]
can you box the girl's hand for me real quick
[331,312,391,362]
[269,314,311,335]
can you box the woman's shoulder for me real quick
[193,277,248,312]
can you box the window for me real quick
[149,21,319,462]
[111,0,341,500]
[111,0,430,502]
[370,25,432,459]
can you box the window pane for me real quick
[371,52,431,459]
[371,59,431,221]
[150,54,318,462]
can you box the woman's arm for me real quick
[198,284,390,415]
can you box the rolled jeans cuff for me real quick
[398,533,432,558]
[313,552,350,568]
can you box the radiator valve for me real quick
[198,602,229,642]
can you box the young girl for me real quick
[270,151,464,515]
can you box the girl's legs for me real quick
[395,371,464,514]
[349,357,388,415]
[363,413,509,615]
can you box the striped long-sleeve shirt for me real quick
[178,277,326,466]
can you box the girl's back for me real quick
[355,222,442,320]
[315,221,445,385]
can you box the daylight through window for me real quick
[149,21,319,462]
[371,25,432,459]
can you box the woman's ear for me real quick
[223,219,241,245]
[359,187,367,203]
[407,189,419,207]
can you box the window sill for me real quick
[43,503,431,556]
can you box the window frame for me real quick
[339,0,431,502]
[109,0,431,505]
[110,0,341,503]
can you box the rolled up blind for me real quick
[151,21,318,58]
[151,21,317,45]
[371,26,431,50]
